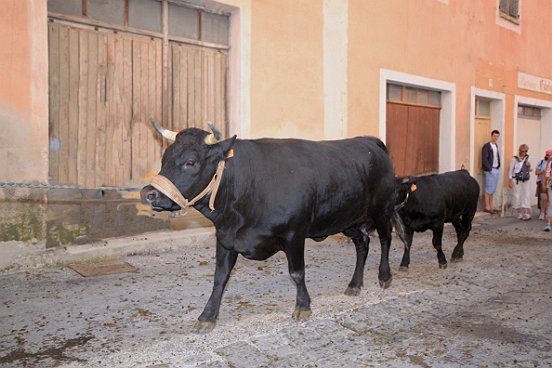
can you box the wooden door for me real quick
[474,117,491,176]
[386,102,440,177]
[49,22,227,188]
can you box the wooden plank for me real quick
[122,37,133,186]
[220,52,228,137]
[95,32,108,187]
[147,40,157,173]
[161,0,170,125]
[105,32,116,186]
[154,39,163,167]
[68,28,80,185]
[58,25,70,184]
[186,45,196,129]
[77,29,89,186]
[131,38,142,182]
[133,39,148,182]
[171,43,180,130]
[194,48,202,129]
[179,44,189,131]
[386,102,409,177]
[48,22,61,184]
[86,31,99,188]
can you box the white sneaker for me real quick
[545,224,551,232]
[517,212,523,220]
[522,213,531,221]
[539,213,545,220]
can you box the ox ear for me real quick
[207,135,237,160]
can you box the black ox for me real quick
[394,170,480,270]
[141,120,400,333]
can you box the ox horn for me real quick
[204,121,222,145]
[149,116,178,142]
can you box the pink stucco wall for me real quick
[348,0,552,170]
[0,0,48,183]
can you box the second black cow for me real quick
[395,170,480,270]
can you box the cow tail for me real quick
[392,210,409,250]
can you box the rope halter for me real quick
[150,160,226,213]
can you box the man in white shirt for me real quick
[481,130,501,214]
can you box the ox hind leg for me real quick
[343,224,370,296]
[194,242,238,334]
[451,212,474,262]
[431,224,448,269]
[374,215,393,289]
[284,235,311,320]
[399,228,414,271]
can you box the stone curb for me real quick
[0,226,216,274]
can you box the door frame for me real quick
[379,69,456,174]
[469,87,506,176]
[513,95,552,158]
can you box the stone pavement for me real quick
[1,213,551,367]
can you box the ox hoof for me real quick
[193,320,216,334]
[292,308,312,320]
[344,286,361,296]
[399,266,409,272]
[379,277,392,289]
[439,263,448,269]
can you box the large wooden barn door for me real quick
[169,43,228,137]
[48,23,164,187]
[386,103,440,177]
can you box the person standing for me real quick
[508,144,533,220]
[542,150,552,232]
[482,130,501,214]
[535,151,550,220]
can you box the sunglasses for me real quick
[520,150,527,153]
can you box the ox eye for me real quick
[184,159,196,167]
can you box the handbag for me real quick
[514,156,530,182]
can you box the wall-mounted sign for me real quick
[518,72,552,95]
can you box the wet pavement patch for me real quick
[0,335,93,366]
[68,259,138,277]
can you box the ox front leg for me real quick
[432,225,448,269]
[194,242,238,334]
[285,238,311,320]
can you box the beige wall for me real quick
[250,0,324,139]
[0,0,49,183]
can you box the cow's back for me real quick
[220,136,395,237]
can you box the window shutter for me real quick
[509,0,519,18]
[499,0,508,13]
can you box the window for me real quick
[476,98,491,118]
[386,83,441,108]
[499,0,520,23]
[518,105,541,119]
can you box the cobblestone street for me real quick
[1,214,551,367]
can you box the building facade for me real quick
[1,0,551,245]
